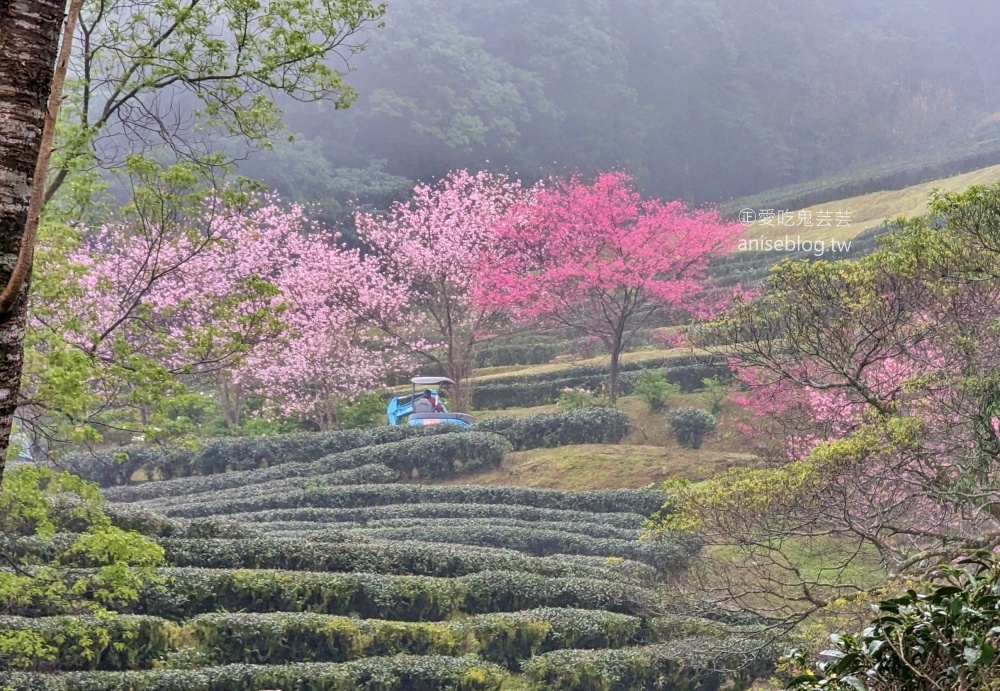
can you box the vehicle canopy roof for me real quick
[411,376,455,386]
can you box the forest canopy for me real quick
[241,0,1000,219]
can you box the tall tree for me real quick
[341,170,526,409]
[0,0,66,484]
[486,172,742,401]
[654,184,1000,630]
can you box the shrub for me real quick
[223,504,647,530]
[701,375,729,415]
[0,616,177,672]
[344,517,639,541]
[522,638,775,691]
[340,524,684,569]
[667,408,717,449]
[133,569,652,620]
[150,536,658,580]
[476,343,557,368]
[0,654,507,690]
[471,354,729,409]
[788,552,1000,690]
[64,425,456,487]
[632,370,681,412]
[109,432,510,504]
[186,608,644,667]
[557,387,605,410]
[475,408,631,451]
[157,483,663,519]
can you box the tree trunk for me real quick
[445,348,476,413]
[217,373,243,430]
[0,0,64,487]
[608,346,621,404]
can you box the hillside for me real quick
[742,163,1000,243]
[3,347,776,690]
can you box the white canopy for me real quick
[411,376,455,386]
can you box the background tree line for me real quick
[240,0,1000,231]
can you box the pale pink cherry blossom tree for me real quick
[343,169,529,410]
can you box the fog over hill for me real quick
[239,0,1000,221]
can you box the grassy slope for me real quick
[463,393,756,491]
[472,344,702,382]
[742,163,1000,243]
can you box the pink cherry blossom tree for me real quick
[343,169,528,410]
[652,186,1000,628]
[484,171,743,402]
[235,237,397,431]
[26,189,389,442]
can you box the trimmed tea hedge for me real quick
[154,537,658,580]
[75,403,641,490]
[476,343,557,368]
[0,654,507,691]
[522,638,776,691]
[157,484,664,518]
[269,517,640,541]
[129,569,651,621]
[0,616,177,671]
[222,504,646,530]
[64,425,456,487]
[187,608,643,667]
[339,524,683,569]
[112,433,510,505]
[475,408,631,450]
[471,353,729,409]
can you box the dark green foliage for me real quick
[110,432,510,504]
[667,408,717,449]
[340,524,683,569]
[156,483,663,518]
[322,516,639,541]
[0,616,176,671]
[476,343,557,368]
[475,408,631,451]
[0,654,507,690]
[789,552,1000,690]
[473,358,727,409]
[126,569,652,621]
[631,370,681,412]
[522,638,775,691]
[64,425,456,487]
[151,537,657,580]
[186,608,643,667]
[222,503,646,530]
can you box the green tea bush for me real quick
[223,503,646,530]
[667,408,717,449]
[0,616,177,671]
[338,517,639,541]
[64,425,455,487]
[471,355,728,409]
[522,638,775,691]
[110,433,510,504]
[476,343,557,368]
[157,483,664,518]
[341,524,683,569]
[152,537,657,580]
[0,654,507,691]
[127,569,651,621]
[187,608,644,667]
[475,408,631,451]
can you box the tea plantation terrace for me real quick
[4,409,776,690]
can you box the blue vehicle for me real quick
[386,376,475,428]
